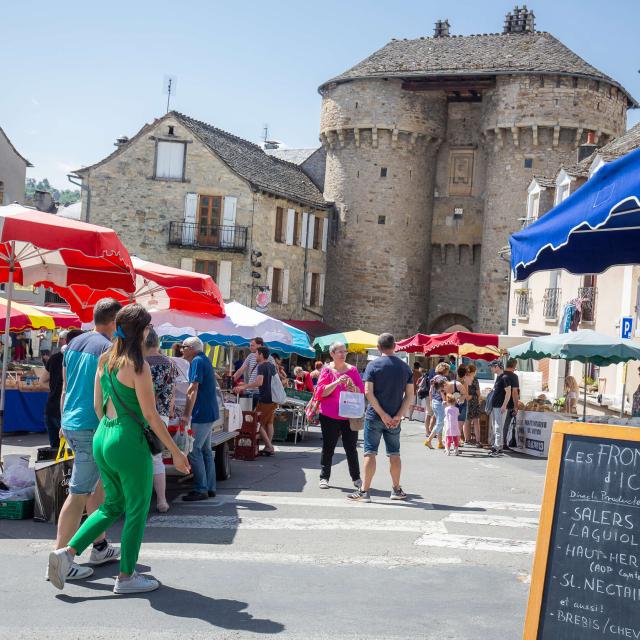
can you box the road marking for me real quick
[414,532,535,554]
[148,515,447,533]
[139,546,463,568]
[175,492,435,510]
[464,501,541,512]
[445,513,539,529]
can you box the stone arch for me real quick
[429,313,474,334]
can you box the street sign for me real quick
[523,421,640,639]
[621,316,633,339]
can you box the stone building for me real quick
[73,112,330,319]
[0,125,32,205]
[265,147,326,191]
[508,123,640,414]
[318,7,635,336]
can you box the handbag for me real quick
[349,416,365,432]
[305,387,321,424]
[484,389,495,415]
[33,438,74,524]
[108,370,164,455]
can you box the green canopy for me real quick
[507,329,640,366]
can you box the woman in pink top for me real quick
[315,342,365,490]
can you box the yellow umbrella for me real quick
[313,329,379,355]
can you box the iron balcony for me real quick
[168,221,248,252]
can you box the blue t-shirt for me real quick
[189,352,219,423]
[363,355,413,421]
[62,331,112,431]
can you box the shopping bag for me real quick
[33,439,74,524]
[305,389,321,425]
[338,391,365,419]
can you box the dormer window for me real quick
[555,171,572,205]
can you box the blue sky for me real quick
[3,0,639,188]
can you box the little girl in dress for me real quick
[444,394,461,456]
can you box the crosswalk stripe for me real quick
[175,492,435,510]
[464,500,541,512]
[445,513,539,529]
[414,532,535,554]
[139,546,463,568]
[148,515,447,533]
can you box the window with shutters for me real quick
[293,211,301,245]
[198,196,223,245]
[271,267,283,304]
[155,141,186,180]
[195,259,218,282]
[313,216,322,250]
[310,273,320,306]
[274,207,285,243]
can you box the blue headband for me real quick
[114,326,126,340]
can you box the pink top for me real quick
[316,365,365,420]
[444,405,461,437]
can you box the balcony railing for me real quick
[578,286,597,322]
[168,222,248,252]
[543,287,561,320]
[514,289,530,318]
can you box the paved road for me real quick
[1,421,547,639]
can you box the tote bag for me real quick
[338,391,365,419]
[33,439,74,524]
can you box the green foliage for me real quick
[25,178,80,205]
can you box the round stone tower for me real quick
[320,79,447,336]
[478,74,628,331]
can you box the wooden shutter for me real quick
[301,212,309,248]
[218,260,232,299]
[305,272,312,305]
[282,269,290,304]
[183,193,198,245]
[180,258,194,271]
[221,196,237,248]
[322,218,328,252]
[272,268,282,303]
[267,267,274,295]
[319,273,326,307]
[156,141,185,179]
[286,209,295,245]
[308,214,316,249]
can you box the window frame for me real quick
[194,258,218,282]
[154,140,187,181]
[274,207,285,243]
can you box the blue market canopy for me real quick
[510,147,640,281]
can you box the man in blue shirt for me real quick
[349,333,414,502]
[182,336,219,501]
[51,298,122,582]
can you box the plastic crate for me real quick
[0,498,34,520]
[234,411,259,461]
[285,388,313,402]
[273,410,292,442]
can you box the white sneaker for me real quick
[353,478,363,489]
[47,549,74,590]
[46,562,94,582]
[88,542,121,566]
[114,571,160,595]
[319,478,330,489]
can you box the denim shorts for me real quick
[363,416,401,457]
[61,428,100,495]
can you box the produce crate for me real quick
[285,388,312,402]
[273,410,293,442]
[0,498,34,520]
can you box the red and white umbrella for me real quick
[59,256,225,322]
[0,204,136,462]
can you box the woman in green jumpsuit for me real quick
[48,303,190,594]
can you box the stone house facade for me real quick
[0,125,31,205]
[318,7,635,337]
[73,112,330,320]
[508,123,640,413]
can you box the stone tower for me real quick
[319,6,634,336]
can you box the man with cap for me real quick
[488,360,512,457]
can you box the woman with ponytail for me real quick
[48,303,190,595]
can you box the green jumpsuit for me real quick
[69,365,153,574]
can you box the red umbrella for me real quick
[0,204,136,461]
[60,256,225,322]
[397,331,501,362]
[395,333,433,354]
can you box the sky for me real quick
[2,0,639,188]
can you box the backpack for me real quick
[417,375,429,399]
[270,364,287,404]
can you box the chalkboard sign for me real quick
[524,422,640,639]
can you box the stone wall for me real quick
[80,115,327,320]
[0,132,27,205]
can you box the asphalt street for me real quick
[0,420,547,639]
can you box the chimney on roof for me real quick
[577,131,599,163]
[433,19,450,38]
[114,135,129,148]
[503,5,535,34]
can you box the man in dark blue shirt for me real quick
[182,337,219,501]
[349,333,414,503]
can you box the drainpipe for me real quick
[67,173,90,223]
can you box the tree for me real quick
[24,178,80,205]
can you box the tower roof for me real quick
[319,31,636,106]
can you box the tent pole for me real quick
[0,242,15,466]
[620,362,627,418]
[583,361,588,421]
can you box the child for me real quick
[444,394,461,456]
[564,376,579,414]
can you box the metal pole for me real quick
[583,361,588,421]
[0,242,16,466]
[620,362,628,418]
